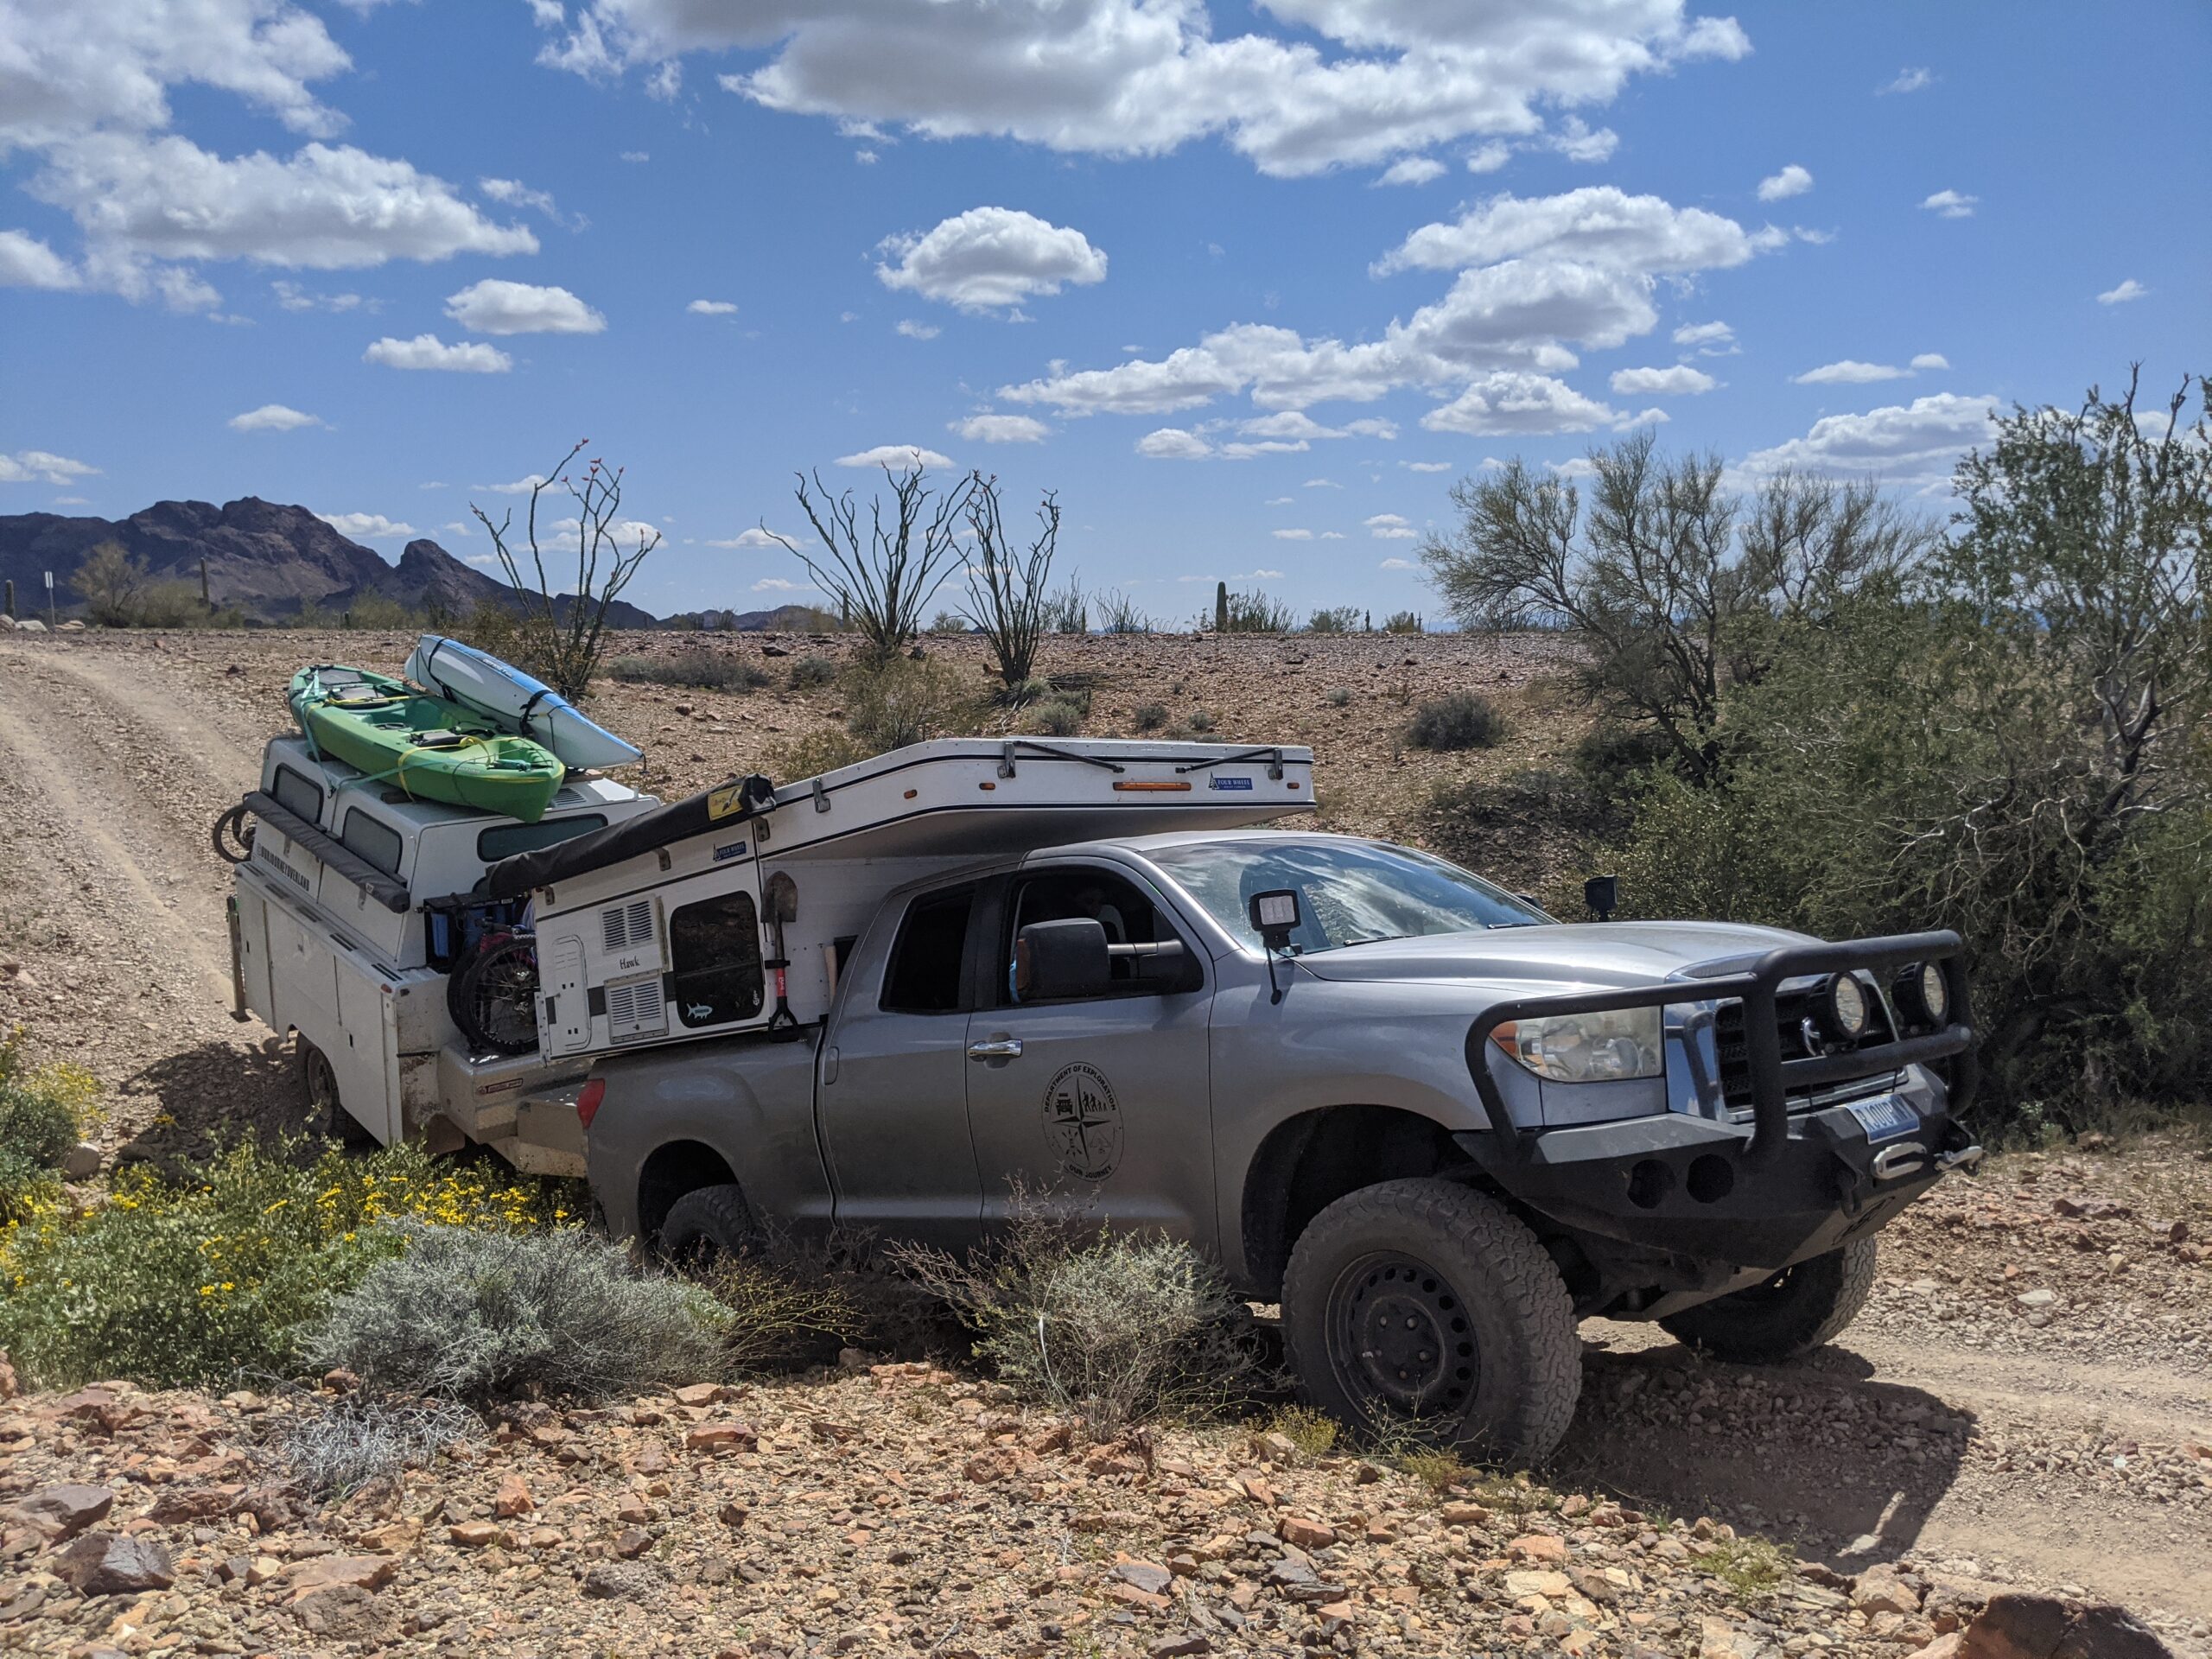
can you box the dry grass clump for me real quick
[276,1392,482,1498]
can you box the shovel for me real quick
[764,871,800,1039]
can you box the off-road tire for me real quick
[300,1037,374,1147]
[1658,1236,1878,1363]
[658,1184,756,1266]
[1283,1178,1581,1463]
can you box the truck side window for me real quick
[340,808,404,877]
[881,888,974,1014]
[668,890,765,1028]
[271,764,323,824]
[1001,868,1198,1003]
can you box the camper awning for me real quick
[485,773,773,899]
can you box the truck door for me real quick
[963,863,1217,1248]
[816,882,986,1250]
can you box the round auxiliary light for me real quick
[1822,973,1870,1042]
[1897,960,1949,1027]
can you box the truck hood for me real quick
[1290,920,1816,989]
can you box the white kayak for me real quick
[403,634,644,772]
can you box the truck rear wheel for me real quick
[300,1037,374,1147]
[1658,1236,1878,1363]
[658,1184,756,1266]
[1283,1178,1581,1463]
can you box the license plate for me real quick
[1847,1095,1920,1142]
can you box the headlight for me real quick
[1896,961,1949,1027]
[1491,1007,1664,1083]
[1821,973,1869,1041]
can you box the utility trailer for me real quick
[224,734,659,1173]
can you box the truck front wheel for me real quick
[1657,1237,1878,1363]
[1283,1178,1581,1463]
[658,1184,756,1265]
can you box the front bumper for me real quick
[1454,1082,1981,1270]
[1457,929,1981,1272]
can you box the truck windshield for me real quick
[1147,838,1549,955]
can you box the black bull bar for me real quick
[1463,930,1979,1166]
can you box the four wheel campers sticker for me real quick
[1042,1062,1122,1181]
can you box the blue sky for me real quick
[3,1,2205,621]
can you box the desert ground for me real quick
[0,626,2206,1659]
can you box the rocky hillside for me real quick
[0,499,658,627]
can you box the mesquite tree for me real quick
[771,459,977,666]
[471,441,659,701]
[962,478,1062,689]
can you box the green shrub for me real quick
[1217,590,1295,633]
[762,728,867,782]
[787,654,839,690]
[842,657,980,753]
[1382,610,1424,634]
[1185,709,1217,734]
[1028,699,1084,737]
[0,1035,92,1221]
[895,1216,1260,1436]
[1324,686,1352,708]
[702,1232,948,1371]
[0,1141,557,1389]
[307,1224,722,1403]
[1572,721,1673,803]
[607,652,768,692]
[1131,702,1169,734]
[1306,607,1360,634]
[1407,691,1505,750]
[1415,769,1610,901]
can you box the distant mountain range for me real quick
[0,497,661,628]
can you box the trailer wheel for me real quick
[1658,1237,1878,1363]
[1283,1178,1581,1463]
[658,1184,756,1266]
[300,1038,374,1147]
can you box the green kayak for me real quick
[289,665,566,823]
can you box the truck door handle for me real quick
[967,1038,1023,1061]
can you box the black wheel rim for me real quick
[1325,1249,1478,1423]
[304,1050,336,1112]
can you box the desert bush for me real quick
[607,652,768,692]
[701,1232,949,1371]
[0,1141,556,1389]
[842,657,981,753]
[787,653,838,690]
[927,609,967,634]
[1027,699,1085,737]
[1415,769,1611,902]
[308,1224,721,1403]
[1216,589,1295,633]
[1406,691,1506,751]
[1096,590,1150,634]
[1266,1404,1339,1459]
[1324,686,1352,708]
[895,1216,1259,1436]
[762,728,867,782]
[0,1034,96,1221]
[1382,610,1424,634]
[1131,702,1169,734]
[276,1392,481,1498]
[1042,573,1088,635]
[342,593,421,630]
[777,461,977,665]
[1572,721,1674,804]
[1185,709,1217,734]
[1306,607,1359,634]
[73,542,147,626]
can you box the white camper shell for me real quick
[527,739,1316,1063]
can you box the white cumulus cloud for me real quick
[895,319,941,340]
[1920,189,1977,219]
[0,450,99,485]
[687,298,738,315]
[1271,529,1313,541]
[1793,356,1948,385]
[1375,156,1446,187]
[952,413,1049,443]
[2097,279,2147,305]
[708,528,794,549]
[0,231,79,289]
[318,512,419,541]
[1376,187,1767,277]
[1379,556,1417,570]
[1421,372,1616,435]
[1880,67,1934,95]
[1609,365,1716,396]
[364,334,513,372]
[1757,164,1812,202]
[1739,393,1999,485]
[1365,512,1417,539]
[1135,428,1213,460]
[877,207,1106,312]
[228,403,323,432]
[834,444,954,469]
[445,279,605,335]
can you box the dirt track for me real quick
[1,630,2207,1651]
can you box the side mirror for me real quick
[1248,887,1301,951]
[1584,874,1620,922]
[1014,919,1112,1001]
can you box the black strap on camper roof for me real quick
[483,772,775,900]
[241,791,414,913]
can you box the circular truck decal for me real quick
[1042,1061,1122,1181]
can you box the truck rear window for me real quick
[881,888,973,1014]
[668,890,765,1028]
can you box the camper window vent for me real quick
[604,976,668,1044]
[602,898,656,953]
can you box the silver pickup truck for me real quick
[579,826,1980,1460]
